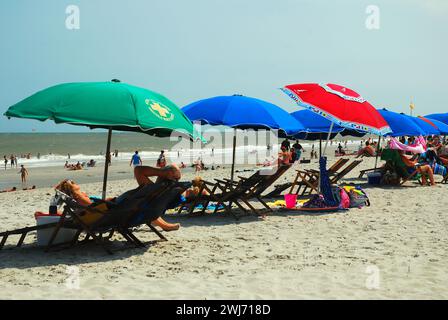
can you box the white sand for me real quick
[1,153,448,299]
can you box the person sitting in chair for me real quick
[356,141,376,158]
[54,179,181,231]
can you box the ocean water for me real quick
[0,132,364,169]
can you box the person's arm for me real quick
[130,157,133,166]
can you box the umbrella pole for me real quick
[102,128,112,200]
[320,123,334,193]
[230,128,236,182]
[322,122,334,156]
[374,135,382,169]
[319,137,322,159]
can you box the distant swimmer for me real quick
[3,155,7,170]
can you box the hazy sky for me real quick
[0,0,447,132]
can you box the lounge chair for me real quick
[287,158,351,196]
[329,159,363,184]
[0,181,189,254]
[380,149,421,185]
[180,165,291,218]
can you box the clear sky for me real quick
[0,0,447,132]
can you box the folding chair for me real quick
[0,181,186,254]
[330,160,363,184]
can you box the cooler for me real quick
[34,212,77,246]
[367,171,382,185]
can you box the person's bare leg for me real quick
[151,217,180,231]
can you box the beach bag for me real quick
[346,187,370,208]
[339,188,351,209]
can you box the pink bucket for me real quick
[284,194,297,209]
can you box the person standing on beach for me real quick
[157,150,166,168]
[10,154,14,168]
[292,140,305,161]
[68,153,71,159]
[18,165,28,184]
[3,155,7,170]
[130,151,142,168]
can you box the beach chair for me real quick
[329,159,363,184]
[234,164,292,214]
[304,158,349,177]
[380,149,421,186]
[287,158,350,196]
[288,169,319,196]
[181,165,291,218]
[0,181,188,254]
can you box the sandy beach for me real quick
[1,151,447,300]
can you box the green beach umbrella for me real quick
[4,80,205,198]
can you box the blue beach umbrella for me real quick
[377,109,427,137]
[182,95,306,180]
[422,118,448,135]
[290,109,344,140]
[426,113,448,126]
[401,114,440,136]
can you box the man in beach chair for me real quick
[0,180,189,254]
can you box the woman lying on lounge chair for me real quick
[54,179,181,231]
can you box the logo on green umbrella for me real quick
[145,99,174,121]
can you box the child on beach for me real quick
[157,150,166,168]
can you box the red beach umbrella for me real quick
[281,83,391,136]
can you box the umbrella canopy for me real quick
[289,109,343,140]
[377,109,426,137]
[426,113,448,126]
[4,81,204,198]
[182,95,305,136]
[418,116,448,135]
[400,114,440,136]
[182,95,306,180]
[281,83,391,135]
[5,81,202,139]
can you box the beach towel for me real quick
[319,157,339,207]
[388,136,426,154]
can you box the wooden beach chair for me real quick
[288,169,319,196]
[181,165,291,218]
[329,159,363,184]
[304,158,349,177]
[286,158,349,197]
[0,181,187,254]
